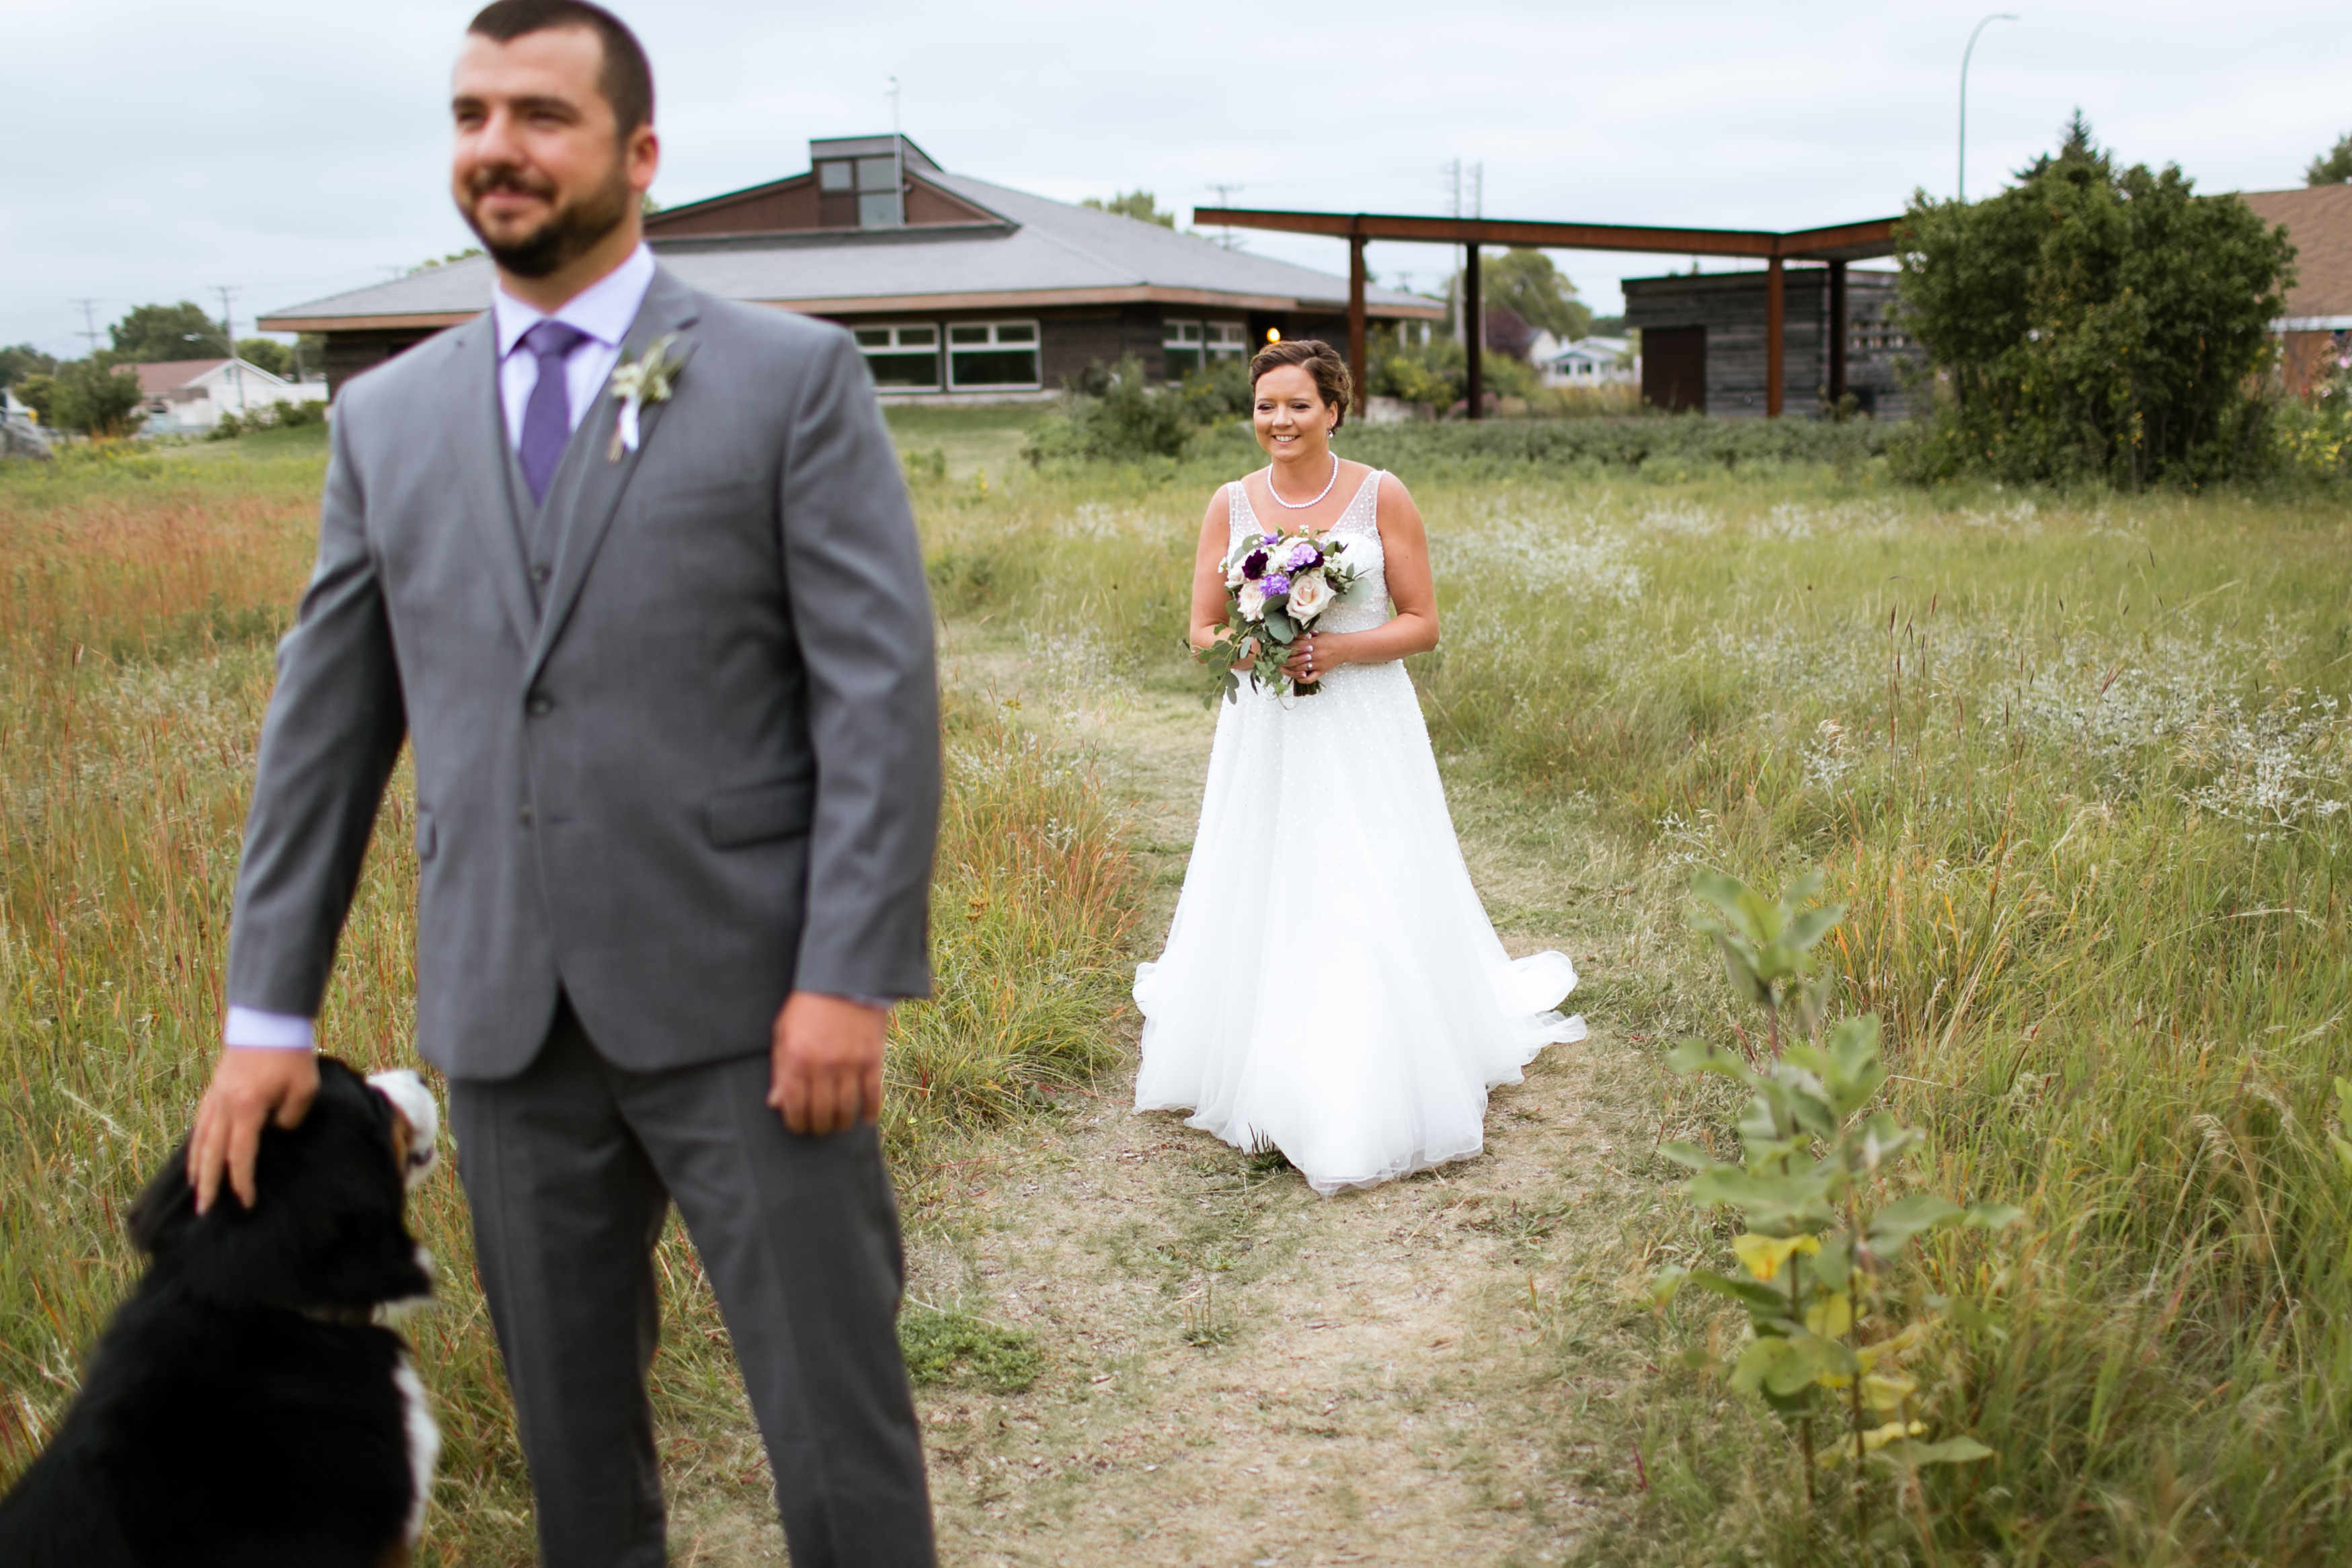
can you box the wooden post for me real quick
[1464,241,1483,420]
[1828,259,1849,409]
[1347,225,1367,418]
[1765,254,1785,418]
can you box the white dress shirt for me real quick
[224,247,657,1052]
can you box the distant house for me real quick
[260,134,1442,400]
[1530,334,1636,388]
[132,358,326,434]
[2239,185,2352,396]
[1622,268,1917,419]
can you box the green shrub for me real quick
[1023,354,1196,464]
[49,358,146,438]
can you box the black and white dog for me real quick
[0,1058,442,1567]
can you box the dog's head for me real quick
[128,1057,438,1313]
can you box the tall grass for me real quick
[0,436,1137,1563]
[894,444,2352,1563]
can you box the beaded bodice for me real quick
[1227,467,1391,635]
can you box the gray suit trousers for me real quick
[450,1001,935,1568]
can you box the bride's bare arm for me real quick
[1191,485,1240,655]
[1282,472,1439,678]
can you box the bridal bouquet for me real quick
[1198,524,1360,703]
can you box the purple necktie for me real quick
[518,319,589,507]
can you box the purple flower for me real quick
[1263,572,1292,596]
[1286,542,1322,572]
[1241,548,1269,580]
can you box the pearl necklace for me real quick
[1267,454,1340,509]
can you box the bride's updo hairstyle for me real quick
[1248,339,1354,433]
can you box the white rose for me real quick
[1286,570,1334,623]
[1237,580,1267,621]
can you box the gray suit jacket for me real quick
[225,267,940,1079]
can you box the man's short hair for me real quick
[468,0,654,133]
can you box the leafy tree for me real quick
[110,301,229,362]
[2308,132,2352,186]
[1081,191,1175,229]
[15,373,56,423]
[1447,249,1592,355]
[50,358,147,436]
[236,338,293,378]
[0,344,57,388]
[1896,113,2295,485]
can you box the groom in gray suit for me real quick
[184,3,939,1563]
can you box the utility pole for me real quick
[1207,184,1244,249]
[213,285,243,414]
[1959,13,2021,202]
[70,299,102,356]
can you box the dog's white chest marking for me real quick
[393,1350,440,1543]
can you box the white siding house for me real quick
[133,359,327,434]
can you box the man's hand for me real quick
[768,991,888,1136]
[188,1047,321,1213]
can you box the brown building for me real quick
[260,134,1440,399]
[1622,268,1918,420]
[2240,184,2352,396]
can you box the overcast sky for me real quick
[6,0,2347,357]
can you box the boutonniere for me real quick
[606,334,681,461]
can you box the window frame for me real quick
[853,323,944,391]
[945,319,1043,391]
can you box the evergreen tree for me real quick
[2308,131,2352,186]
[1897,112,2295,485]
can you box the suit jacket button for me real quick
[526,693,553,716]
[518,803,535,826]
[530,564,551,584]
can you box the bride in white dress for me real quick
[1133,338,1586,1196]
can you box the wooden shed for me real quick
[1624,268,1918,419]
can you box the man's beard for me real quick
[460,158,632,278]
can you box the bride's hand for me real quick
[1282,631,1338,683]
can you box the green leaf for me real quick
[1263,610,1297,643]
[1963,1200,2027,1230]
[1678,1268,1798,1316]
[1867,1193,1963,1253]
[1668,1039,1755,1085]
[1657,1142,1722,1171]
[1687,1167,1836,1221]
[1879,1436,1996,1466]
[1782,904,1843,953]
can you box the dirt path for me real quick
[890,650,1682,1568]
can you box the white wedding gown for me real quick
[1132,468,1587,1195]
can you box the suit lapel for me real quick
[450,314,540,652]
[524,269,702,688]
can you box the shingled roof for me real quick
[2242,184,2352,324]
[259,168,1435,332]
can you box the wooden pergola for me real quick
[1193,207,1902,418]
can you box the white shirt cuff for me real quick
[223,1007,317,1050]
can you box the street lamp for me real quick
[1959,13,2021,202]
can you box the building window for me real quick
[947,321,1040,389]
[1166,320,1247,381]
[1163,319,1204,381]
[818,160,853,192]
[818,155,903,227]
[854,325,940,390]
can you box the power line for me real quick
[69,299,103,356]
[1206,184,1245,250]
[213,285,244,410]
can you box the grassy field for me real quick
[898,421,2352,1564]
[4,411,2349,1565]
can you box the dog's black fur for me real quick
[0,1058,436,1568]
